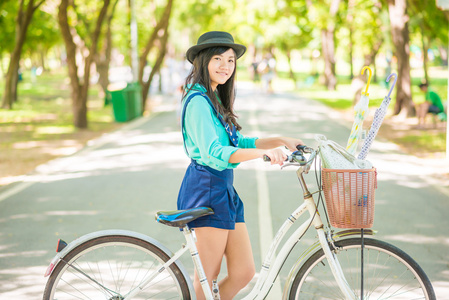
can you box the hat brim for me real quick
[186,42,246,64]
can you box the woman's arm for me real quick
[229,136,304,165]
[228,148,286,165]
[255,136,304,151]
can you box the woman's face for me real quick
[208,48,236,91]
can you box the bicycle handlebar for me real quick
[263,145,317,168]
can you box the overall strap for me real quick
[181,92,239,156]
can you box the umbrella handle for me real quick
[386,73,398,99]
[361,66,372,96]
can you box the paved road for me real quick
[1,83,448,299]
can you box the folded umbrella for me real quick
[346,67,371,155]
[358,73,397,160]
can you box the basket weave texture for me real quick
[322,168,377,228]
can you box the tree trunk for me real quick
[58,0,110,129]
[286,50,296,82]
[96,0,119,97]
[139,0,173,109]
[40,48,47,71]
[321,0,340,90]
[351,39,383,105]
[438,45,448,66]
[349,28,354,80]
[420,25,429,84]
[1,0,44,109]
[388,0,413,117]
[142,30,169,109]
[321,29,337,90]
[0,52,4,75]
[347,0,355,80]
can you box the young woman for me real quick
[177,31,304,300]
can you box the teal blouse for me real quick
[182,84,258,171]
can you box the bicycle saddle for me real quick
[155,207,214,227]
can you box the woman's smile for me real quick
[208,48,235,90]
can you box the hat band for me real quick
[197,37,235,45]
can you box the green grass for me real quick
[271,66,448,156]
[271,66,448,110]
[395,132,446,153]
[0,70,120,182]
[0,69,113,131]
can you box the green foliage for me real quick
[0,0,18,54]
[0,70,116,140]
[409,0,448,45]
[23,9,61,55]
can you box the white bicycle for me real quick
[43,146,435,299]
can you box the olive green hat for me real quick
[186,31,246,64]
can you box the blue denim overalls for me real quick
[177,92,244,230]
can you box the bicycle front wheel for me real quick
[43,235,191,300]
[288,238,435,300]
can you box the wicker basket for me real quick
[321,168,377,228]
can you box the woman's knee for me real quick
[229,262,255,286]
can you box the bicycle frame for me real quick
[44,150,359,300]
[122,163,357,300]
[239,165,356,300]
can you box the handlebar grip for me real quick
[263,155,292,162]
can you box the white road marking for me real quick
[250,103,283,299]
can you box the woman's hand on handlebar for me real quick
[281,137,305,152]
[263,148,287,165]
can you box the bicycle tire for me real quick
[43,235,191,300]
[288,238,435,300]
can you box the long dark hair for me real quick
[183,46,241,131]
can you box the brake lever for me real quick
[280,161,299,169]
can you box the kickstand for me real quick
[361,228,364,300]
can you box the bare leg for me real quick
[193,227,228,300]
[218,223,256,300]
[417,102,430,127]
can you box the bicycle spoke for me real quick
[289,238,434,300]
[44,237,190,300]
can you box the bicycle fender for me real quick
[43,229,195,298]
[282,229,375,299]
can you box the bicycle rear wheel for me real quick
[288,238,435,300]
[43,235,191,300]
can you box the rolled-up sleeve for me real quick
[236,131,258,149]
[185,96,239,170]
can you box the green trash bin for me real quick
[125,82,143,119]
[108,82,143,122]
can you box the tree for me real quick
[0,1,18,75]
[408,0,448,85]
[95,0,120,97]
[1,0,45,109]
[343,0,385,104]
[307,0,342,90]
[58,0,111,129]
[138,0,173,109]
[387,0,413,116]
[24,7,61,71]
[269,0,313,83]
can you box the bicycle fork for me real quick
[298,167,356,300]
